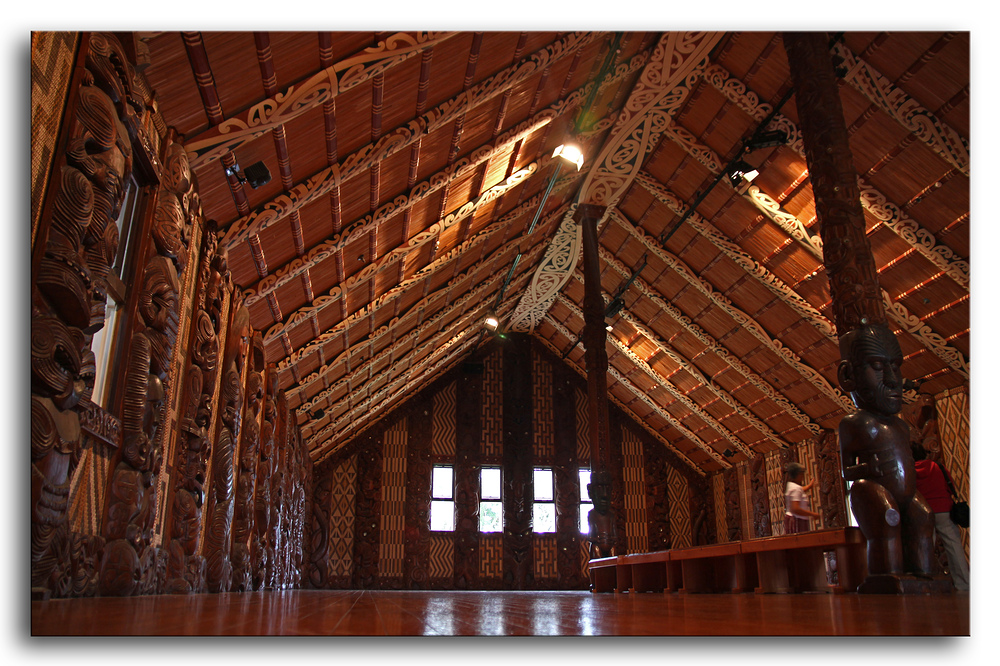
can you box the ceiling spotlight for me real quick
[553,144,585,171]
[484,313,499,332]
[225,160,272,189]
[744,129,789,153]
[727,160,759,190]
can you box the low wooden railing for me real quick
[588,527,866,594]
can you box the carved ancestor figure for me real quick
[586,470,617,559]
[838,324,935,581]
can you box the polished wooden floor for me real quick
[30,589,970,636]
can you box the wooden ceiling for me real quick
[140,31,970,475]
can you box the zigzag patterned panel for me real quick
[328,455,358,578]
[68,440,113,536]
[428,534,455,579]
[378,420,408,578]
[533,535,558,580]
[431,381,457,458]
[766,451,785,536]
[532,353,555,461]
[575,386,590,463]
[799,438,821,527]
[30,31,77,242]
[580,540,591,579]
[481,350,503,460]
[621,430,647,554]
[714,474,727,543]
[936,388,970,557]
[666,463,691,548]
[479,534,503,580]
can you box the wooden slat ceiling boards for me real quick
[140,30,970,473]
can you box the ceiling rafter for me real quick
[545,313,728,471]
[184,31,459,167]
[606,207,855,414]
[555,291,757,459]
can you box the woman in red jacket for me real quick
[912,444,969,591]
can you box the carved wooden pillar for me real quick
[553,361,585,588]
[352,428,383,589]
[577,203,617,556]
[251,364,278,589]
[502,334,533,589]
[783,33,883,335]
[453,364,483,589]
[784,33,939,592]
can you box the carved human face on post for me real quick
[588,470,612,513]
[837,323,905,416]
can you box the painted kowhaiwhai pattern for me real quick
[328,455,357,577]
[431,381,457,458]
[378,421,408,578]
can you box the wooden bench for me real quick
[588,527,866,594]
[740,527,866,594]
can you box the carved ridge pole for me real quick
[784,33,939,593]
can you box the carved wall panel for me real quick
[250,366,278,589]
[643,439,671,551]
[403,402,432,588]
[722,467,742,542]
[666,462,691,549]
[307,460,333,589]
[689,475,713,548]
[750,454,770,539]
[353,430,383,588]
[231,336,264,591]
[328,454,358,587]
[31,31,170,599]
[816,431,848,530]
[553,361,584,588]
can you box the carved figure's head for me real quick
[837,323,904,416]
[588,470,612,513]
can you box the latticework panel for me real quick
[666,463,691,548]
[532,354,554,461]
[328,454,357,578]
[431,381,456,458]
[481,350,503,460]
[378,420,408,578]
[937,388,970,557]
[798,438,822,528]
[533,535,558,580]
[67,441,114,536]
[621,430,647,554]
[479,534,503,580]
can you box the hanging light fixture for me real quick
[484,313,499,332]
[727,160,759,190]
[552,143,585,171]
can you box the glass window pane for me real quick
[481,467,501,499]
[432,466,453,499]
[533,502,556,533]
[479,501,503,532]
[580,502,594,533]
[533,468,553,501]
[430,500,455,531]
[579,469,591,502]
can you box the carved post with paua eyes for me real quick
[784,32,941,593]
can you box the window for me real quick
[532,467,555,533]
[579,468,593,534]
[479,466,502,532]
[90,176,141,408]
[430,465,455,531]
